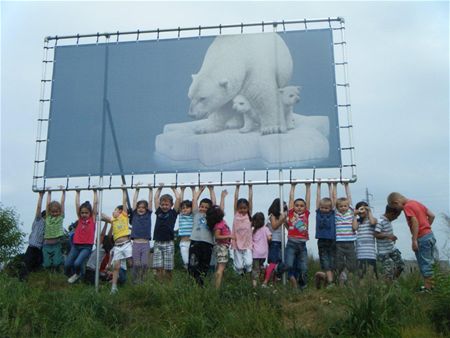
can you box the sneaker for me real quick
[417,286,432,293]
[111,286,119,294]
[261,283,268,288]
[68,274,80,284]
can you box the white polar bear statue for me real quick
[232,94,259,133]
[279,86,301,130]
[188,33,293,135]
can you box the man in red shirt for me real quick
[387,192,436,291]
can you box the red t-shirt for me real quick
[214,220,231,246]
[73,216,96,245]
[287,208,310,240]
[403,200,432,239]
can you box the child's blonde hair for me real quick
[320,197,332,207]
[336,197,349,207]
[48,201,62,213]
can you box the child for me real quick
[65,189,98,283]
[20,192,46,280]
[188,186,216,286]
[208,190,234,289]
[231,184,253,275]
[251,212,272,287]
[153,184,180,282]
[315,182,336,287]
[387,192,436,291]
[285,182,311,289]
[353,201,378,278]
[103,187,131,294]
[130,183,153,284]
[178,186,195,269]
[262,198,287,286]
[333,182,357,282]
[374,205,405,280]
[42,187,66,271]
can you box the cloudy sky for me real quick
[1,1,449,260]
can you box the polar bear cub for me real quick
[279,86,301,130]
[232,95,260,133]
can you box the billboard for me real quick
[45,29,341,178]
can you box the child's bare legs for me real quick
[156,268,164,282]
[424,276,433,290]
[111,260,121,292]
[326,270,334,285]
[289,276,298,289]
[215,263,226,289]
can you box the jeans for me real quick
[285,239,308,286]
[64,244,93,276]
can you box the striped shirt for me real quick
[335,208,356,242]
[178,214,193,237]
[44,215,64,239]
[374,216,395,255]
[28,216,45,248]
[356,218,377,260]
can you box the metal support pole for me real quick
[279,169,286,285]
[95,179,103,292]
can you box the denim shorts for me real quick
[268,241,282,264]
[318,239,336,271]
[415,233,436,278]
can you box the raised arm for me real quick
[305,183,311,210]
[60,187,66,217]
[208,185,216,206]
[331,182,337,207]
[171,187,181,212]
[35,191,44,219]
[270,213,286,230]
[100,222,108,243]
[75,189,81,218]
[315,182,321,210]
[289,183,296,209]
[92,189,98,217]
[220,189,228,211]
[132,183,141,210]
[148,186,153,212]
[328,183,334,209]
[248,184,253,215]
[192,186,205,212]
[180,186,186,203]
[344,182,352,206]
[234,184,240,213]
[154,183,163,210]
[367,207,377,225]
[46,190,52,214]
[121,186,127,211]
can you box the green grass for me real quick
[1,263,448,338]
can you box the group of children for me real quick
[21,182,436,293]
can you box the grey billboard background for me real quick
[45,29,341,178]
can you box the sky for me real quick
[1,1,449,260]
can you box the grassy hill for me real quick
[1,262,449,337]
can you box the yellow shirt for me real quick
[112,212,130,241]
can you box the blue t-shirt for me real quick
[315,209,336,240]
[153,208,178,241]
[130,210,152,240]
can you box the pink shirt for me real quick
[232,212,253,250]
[214,220,231,246]
[404,200,432,238]
[252,226,272,259]
[73,216,96,245]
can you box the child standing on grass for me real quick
[208,190,234,289]
[178,186,195,269]
[231,184,253,275]
[387,192,436,291]
[20,192,46,280]
[65,189,98,283]
[262,198,287,286]
[103,187,131,294]
[315,182,336,287]
[353,201,378,278]
[130,183,153,284]
[285,182,311,289]
[333,182,358,283]
[188,186,216,286]
[374,205,405,281]
[153,184,180,282]
[43,187,65,271]
[251,212,271,288]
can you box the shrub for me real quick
[0,205,24,265]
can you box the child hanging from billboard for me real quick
[178,186,195,269]
[188,186,216,286]
[130,183,153,284]
[152,184,180,282]
[42,187,66,271]
[64,189,98,284]
[231,184,253,275]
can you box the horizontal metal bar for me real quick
[334,62,348,66]
[44,17,344,42]
[342,164,356,168]
[341,147,355,150]
[42,60,53,63]
[336,83,350,87]
[334,41,346,45]
[37,118,49,121]
[32,176,357,192]
[338,104,351,107]
[39,99,51,102]
[340,125,353,129]
[35,139,47,143]
[34,160,46,163]
[41,79,52,82]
